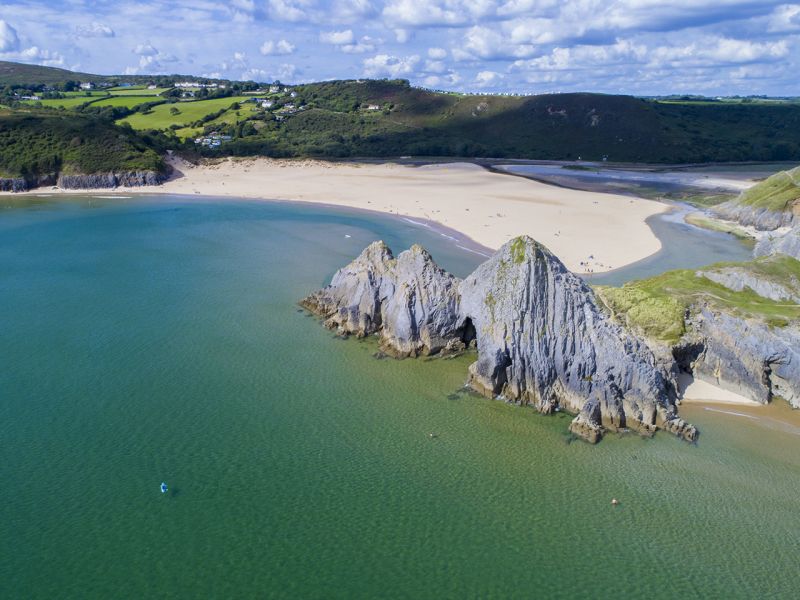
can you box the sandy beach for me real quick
[5,157,670,273]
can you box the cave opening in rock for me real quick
[460,317,477,346]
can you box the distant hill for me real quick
[0,60,231,88]
[0,61,113,87]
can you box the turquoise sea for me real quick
[2,195,799,598]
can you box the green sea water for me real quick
[2,195,799,599]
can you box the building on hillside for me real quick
[79,82,95,90]
[147,84,157,90]
[269,85,280,93]
[366,104,381,110]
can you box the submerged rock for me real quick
[301,237,697,444]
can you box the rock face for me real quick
[754,226,800,261]
[56,170,166,189]
[699,266,800,303]
[1,170,165,192]
[459,238,693,441]
[678,308,800,408]
[300,241,468,357]
[711,201,797,231]
[301,237,697,443]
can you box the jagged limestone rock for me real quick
[698,266,800,303]
[299,241,466,357]
[459,237,693,441]
[711,201,797,231]
[679,308,800,408]
[301,237,697,443]
[754,226,800,262]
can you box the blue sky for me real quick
[1,1,799,95]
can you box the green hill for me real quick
[222,79,800,163]
[0,61,106,87]
[735,166,800,212]
[0,110,165,183]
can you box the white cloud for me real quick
[363,53,421,77]
[0,20,20,53]
[394,28,411,43]
[260,39,296,55]
[75,22,115,38]
[474,70,502,87]
[320,29,355,44]
[19,46,65,67]
[383,0,497,27]
[768,4,800,32]
[428,47,447,59]
[133,43,159,56]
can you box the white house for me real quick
[366,104,381,110]
[79,82,95,90]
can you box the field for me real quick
[22,97,102,109]
[108,87,171,96]
[117,96,250,131]
[91,96,167,109]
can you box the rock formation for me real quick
[1,170,166,192]
[754,226,800,262]
[300,241,469,357]
[711,201,797,231]
[301,237,697,444]
[56,170,166,190]
[677,308,800,408]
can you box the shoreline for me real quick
[0,157,669,274]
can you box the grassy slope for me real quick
[595,255,800,344]
[117,97,249,131]
[91,96,167,109]
[22,96,104,109]
[733,166,800,211]
[0,110,164,178]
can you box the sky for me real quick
[0,1,799,95]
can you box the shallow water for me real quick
[2,196,799,598]
[590,205,754,286]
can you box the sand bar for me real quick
[2,157,669,273]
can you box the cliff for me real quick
[712,165,800,231]
[597,256,800,409]
[301,237,697,444]
[754,226,800,262]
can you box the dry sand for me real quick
[5,157,670,273]
[678,373,762,406]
